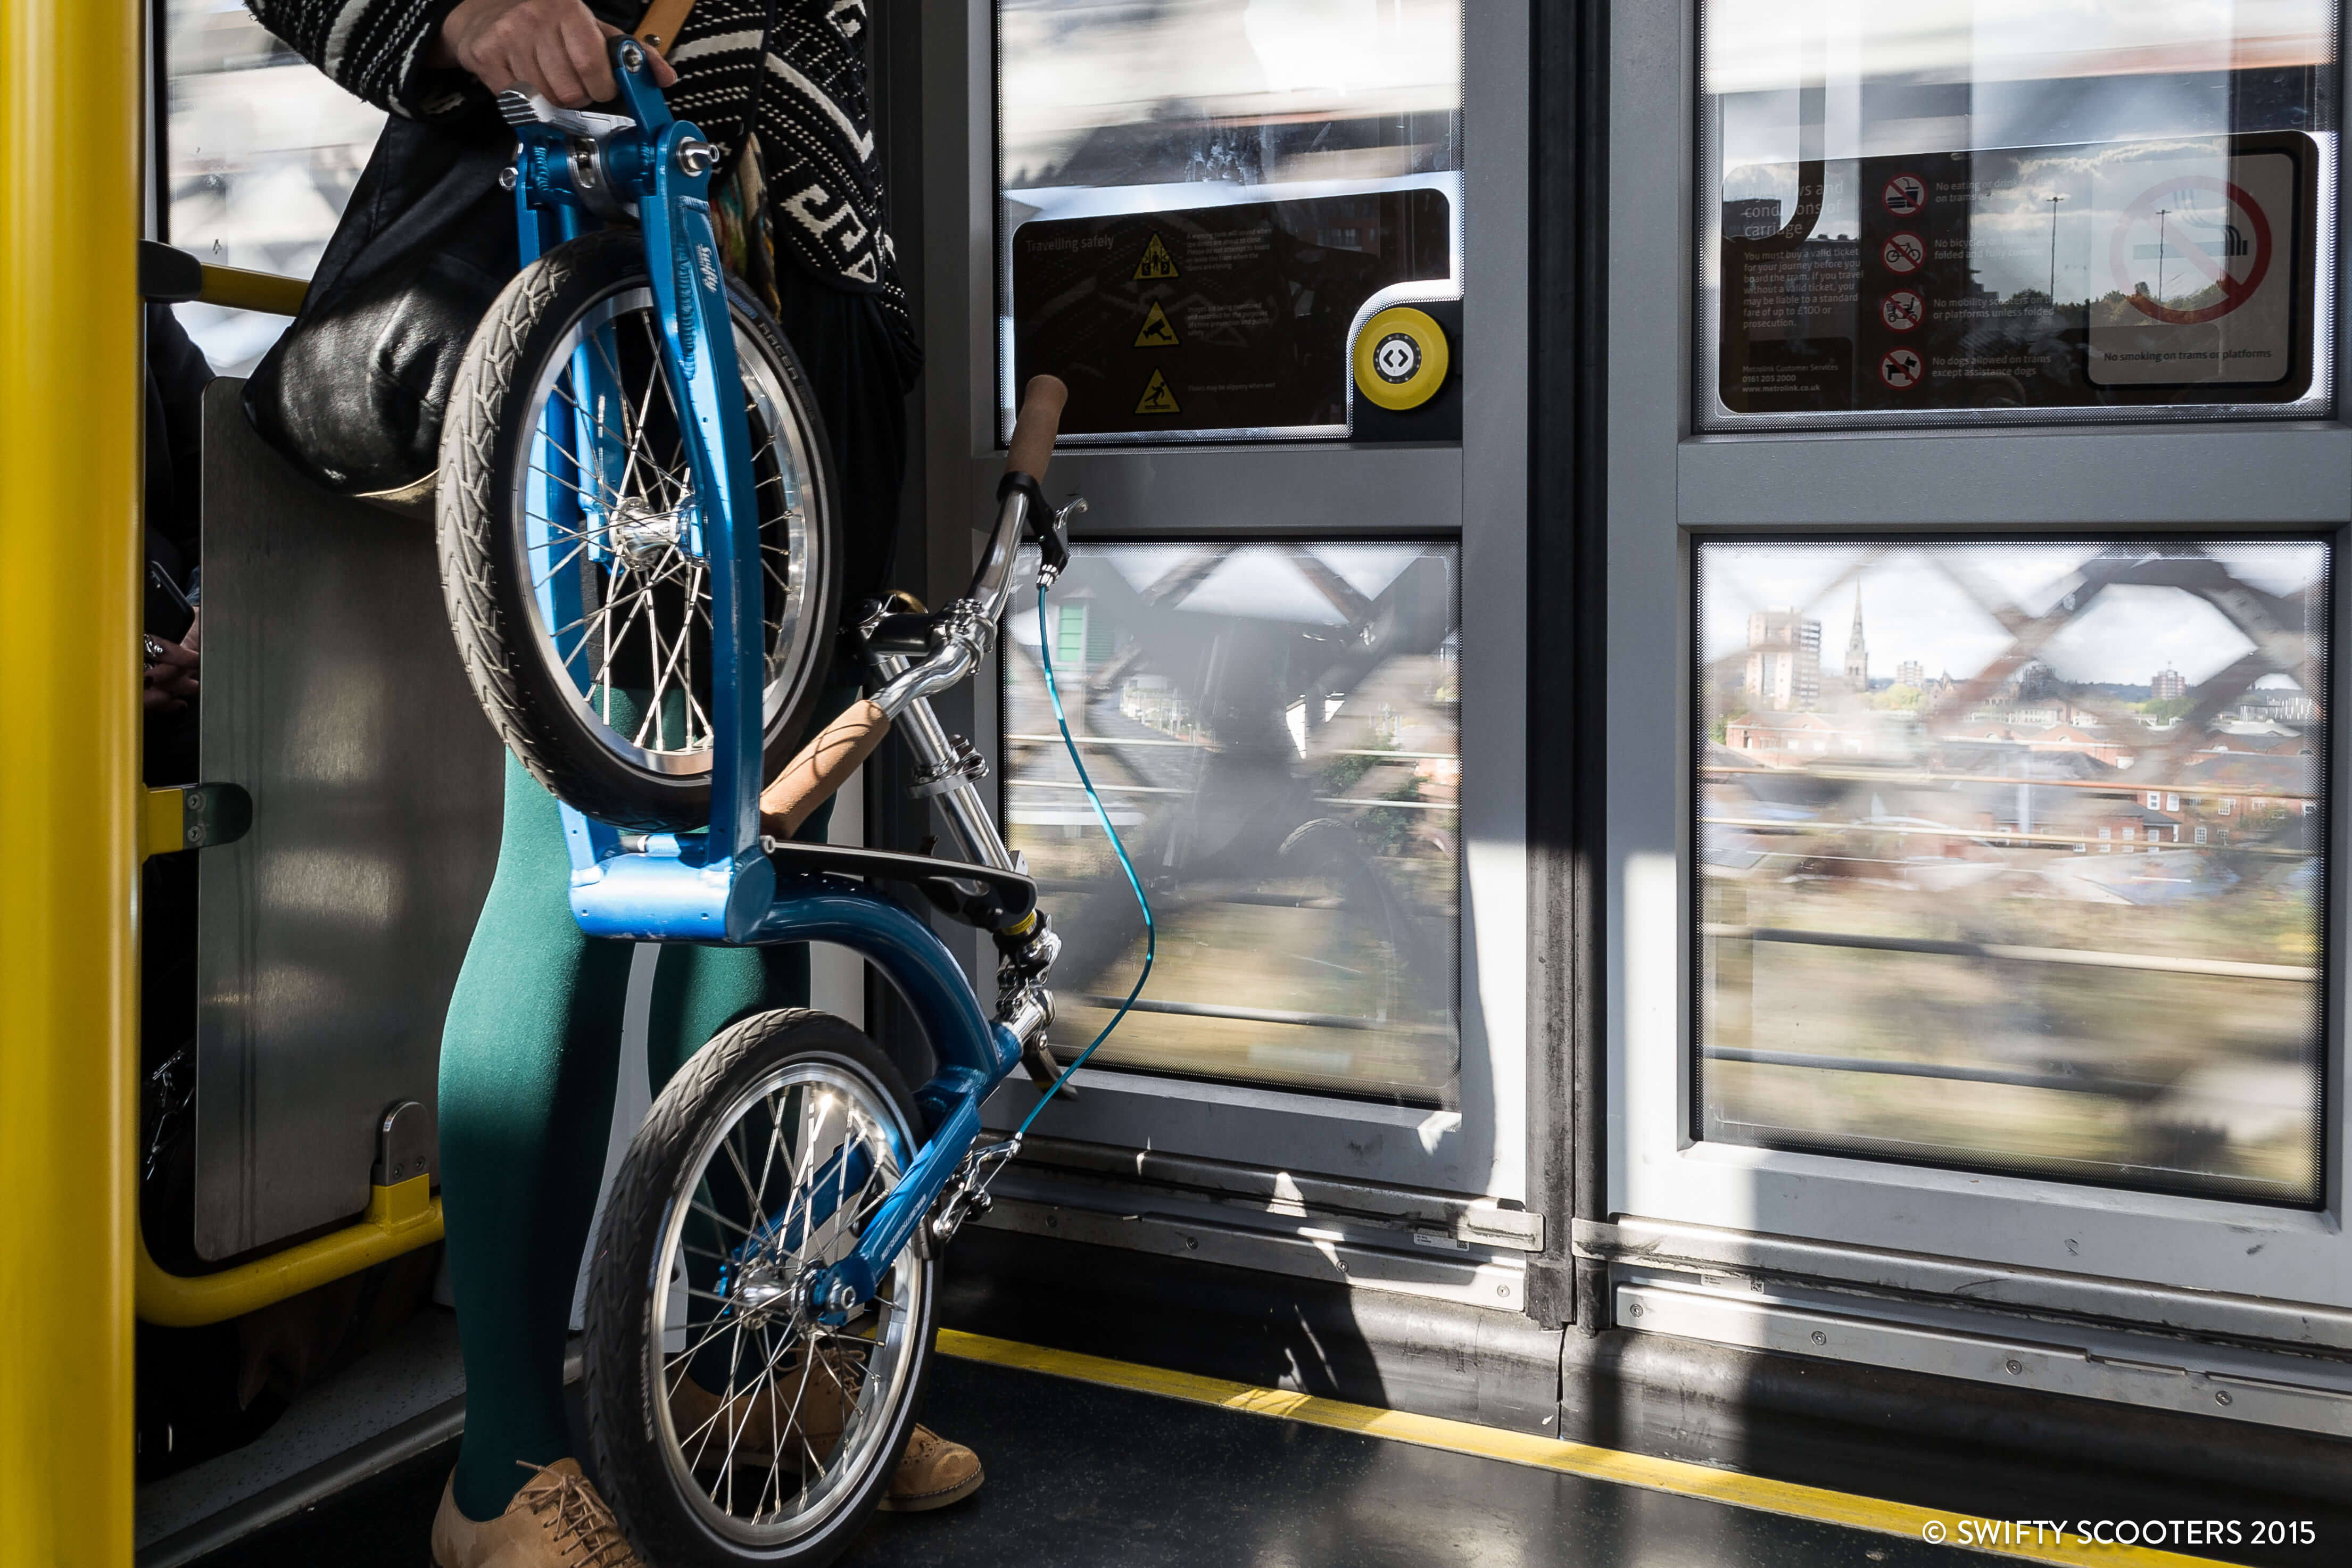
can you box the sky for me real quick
[1698,542,2325,687]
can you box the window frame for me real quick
[1606,0,2352,1307]
[921,0,1535,1205]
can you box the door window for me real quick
[996,0,1464,439]
[1003,541,1462,1106]
[1695,540,2329,1202]
[1700,0,2337,426]
[163,0,385,372]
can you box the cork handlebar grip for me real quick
[633,0,696,53]
[759,700,892,840]
[1004,375,1069,484]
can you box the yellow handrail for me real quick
[197,262,308,317]
[135,790,449,1324]
[136,1180,443,1329]
[0,0,141,1559]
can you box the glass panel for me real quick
[1695,541,2328,1203]
[996,1,1463,439]
[165,0,386,374]
[1003,541,1460,1106]
[1700,1,2336,427]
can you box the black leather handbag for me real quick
[241,112,518,510]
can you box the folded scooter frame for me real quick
[500,36,1070,1321]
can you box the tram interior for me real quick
[11,1,2352,1566]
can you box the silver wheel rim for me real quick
[648,1057,925,1544]
[511,286,829,777]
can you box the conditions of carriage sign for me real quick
[1011,188,1452,437]
[1716,131,2315,417]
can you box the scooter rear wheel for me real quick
[584,1009,936,1566]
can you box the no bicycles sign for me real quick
[2089,150,2297,387]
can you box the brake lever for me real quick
[996,470,1078,587]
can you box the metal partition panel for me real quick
[194,381,500,1259]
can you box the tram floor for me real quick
[183,1336,2031,1568]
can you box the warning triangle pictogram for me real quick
[1133,301,1180,348]
[1133,234,1179,280]
[1134,369,1181,416]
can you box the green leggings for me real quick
[437,756,831,1522]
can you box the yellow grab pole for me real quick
[0,0,142,1560]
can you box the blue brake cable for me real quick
[1011,580,1155,1139]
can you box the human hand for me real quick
[429,0,676,108]
[144,633,200,713]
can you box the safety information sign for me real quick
[1716,131,2314,418]
[1012,189,1452,436]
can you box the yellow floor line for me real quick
[935,1329,2233,1568]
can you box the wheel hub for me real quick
[610,497,695,567]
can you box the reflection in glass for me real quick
[165,0,386,374]
[1695,542,2328,1202]
[1699,1,2336,424]
[1003,542,1460,1105]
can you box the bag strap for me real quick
[634,0,695,54]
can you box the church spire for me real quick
[1843,582,1868,691]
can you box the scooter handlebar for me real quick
[1005,375,1068,484]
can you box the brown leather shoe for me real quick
[667,1348,982,1512]
[668,1343,863,1471]
[876,1425,983,1513]
[429,1459,642,1568]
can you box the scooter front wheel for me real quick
[438,228,844,832]
[583,1009,937,1567]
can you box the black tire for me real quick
[439,228,843,831]
[584,1010,937,1567]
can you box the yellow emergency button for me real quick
[1353,306,1450,411]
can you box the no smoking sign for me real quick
[2109,175,2270,325]
[2088,147,2299,388]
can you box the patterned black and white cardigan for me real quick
[245,0,906,327]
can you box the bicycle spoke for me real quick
[670,1305,753,1366]
[586,328,660,505]
[689,1198,755,1239]
[527,300,822,774]
[720,1134,775,1239]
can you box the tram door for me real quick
[1604,0,2352,1424]
[917,2,1538,1311]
